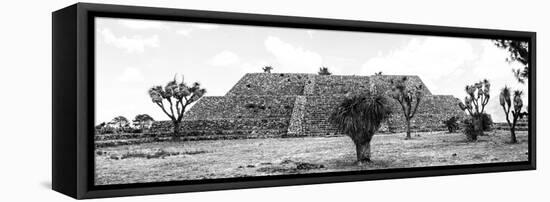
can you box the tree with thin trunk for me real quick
[389,76,424,140]
[111,116,129,133]
[148,76,206,141]
[318,67,332,75]
[458,79,490,141]
[494,40,529,84]
[133,114,155,131]
[330,93,391,164]
[499,87,526,143]
[262,66,273,73]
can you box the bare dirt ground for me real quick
[95,130,528,185]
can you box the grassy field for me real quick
[95,130,528,185]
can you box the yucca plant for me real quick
[499,86,526,143]
[262,66,273,73]
[330,93,391,164]
[389,76,424,139]
[318,66,332,75]
[458,79,490,141]
[148,75,206,141]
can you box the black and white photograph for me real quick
[93,17,531,186]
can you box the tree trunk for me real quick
[470,116,483,141]
[510,126,517,143]
[172,121,181,141]
[405,119,411,139]
[355,141,371,164]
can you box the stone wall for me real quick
[225,73,311,96]
[385,95,467,132]
[311,75,371,95]
[183,96,296,120]
[141,73,466,141]
[286,96,307,136]
[301,95,467,135]
[370,75,432,95]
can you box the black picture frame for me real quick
[52,3,536,199]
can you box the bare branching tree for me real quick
[499,87,527,143]
[148,76,206,141]
[389,77,424,140]
[133,114,155,131]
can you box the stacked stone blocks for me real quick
[150,73,467,139]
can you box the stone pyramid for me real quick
[150,73,467,139]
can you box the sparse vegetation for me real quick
[95,131,528,185]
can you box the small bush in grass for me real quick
[443,116,459,133]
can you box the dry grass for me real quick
[95,130,528,185]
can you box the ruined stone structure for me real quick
[150,73,467,139]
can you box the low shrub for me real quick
[443,116,459,133]
[462,113,493,141]
[479,113,493,132]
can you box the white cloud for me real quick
[361,37,476,91]
[99,28,159,53]
[208,51,241,66]
[264,36,323,73]
[360,37,527,122]
[118,19,168,29]
[362,37,475,78]
[117,67,145,83]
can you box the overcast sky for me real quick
[95,17,527,124]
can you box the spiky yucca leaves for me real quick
[389,76,424,139]
[499,86,525,143]
[318,67,332,75]
[458,79,491,141]
[148,76,206,141]
[330,93,391,163]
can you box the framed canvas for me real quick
[52,3,536,199]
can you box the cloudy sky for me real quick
[95,17,527,124]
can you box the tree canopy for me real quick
[494,40,529,83]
